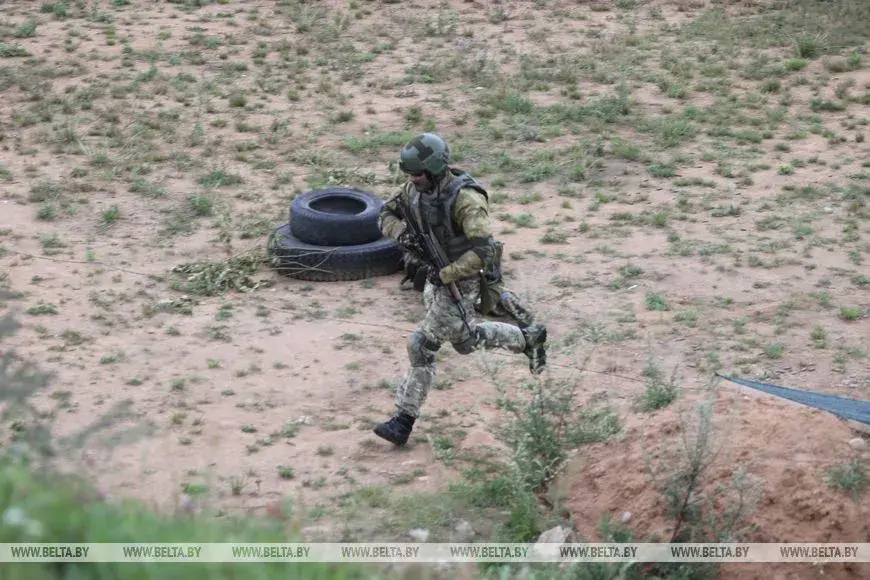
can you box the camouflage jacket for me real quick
[379,170,493,285]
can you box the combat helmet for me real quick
[399,133,450,178]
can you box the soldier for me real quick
[373,133,548,446]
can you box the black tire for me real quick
[267,224,403,282]
[289,187,383,246]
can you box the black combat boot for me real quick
[521,324,547,375]
[373,412,416,446]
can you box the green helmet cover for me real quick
[399,133,450,176]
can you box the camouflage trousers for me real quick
[487,281,536,328]
[395,277,532,418]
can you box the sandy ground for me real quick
[1,0,869,578]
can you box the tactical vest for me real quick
[406,169,488,264]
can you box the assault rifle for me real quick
[399,205,473,335]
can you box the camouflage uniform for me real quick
[373,134,547,445]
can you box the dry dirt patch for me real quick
[1,0,870,578]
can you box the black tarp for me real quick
[716,372,870,425]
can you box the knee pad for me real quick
[408,331,439,366]
[452,328,482,355]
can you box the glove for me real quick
[427,266,444,287]
[397,228,424,259]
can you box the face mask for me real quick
[409,172,434,193]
